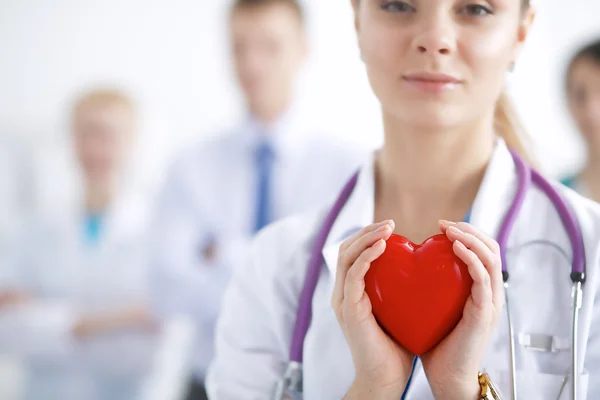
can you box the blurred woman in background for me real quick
[0,89,158,400]
[563,39,600,201]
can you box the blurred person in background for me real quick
[0,89,159,400]
[150,0,364,399]
[0,138,34,276]
[563,39,600,202]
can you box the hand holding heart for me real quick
[333,220,414,399]
[333,220,503,400]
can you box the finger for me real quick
[445,225,503,308]
[343,239,386,305]
[453,240,492,308]
[340,222,394,269]
[339,220,394,253]
[331,220,395,313]
[331,220,393,313]
[438,219,456,233]
[445,226,497,269]
[445,221,500,255]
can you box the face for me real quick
[568,58,600,147]
[72,103,134,183]
[352,0,532,130]
[230,3,306,113]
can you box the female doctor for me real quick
[207,0,600,399]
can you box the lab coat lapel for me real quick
[321,153,375,277]
[321,139,521,283]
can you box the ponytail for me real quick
[494,91,537,166]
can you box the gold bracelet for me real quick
[478,372,502,400]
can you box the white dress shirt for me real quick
[150,110,366,381]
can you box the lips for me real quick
[402,72,462,93]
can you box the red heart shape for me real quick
[365,233,473,355]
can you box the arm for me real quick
[72,303,156,339]
[0,290,31,309]
[0,229,77,358]
[205,224,298,399]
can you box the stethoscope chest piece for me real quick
[272,361,303,400]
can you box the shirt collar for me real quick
[240,103,305,158]
[322,138,518,276]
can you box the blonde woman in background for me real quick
[0,89,159,400]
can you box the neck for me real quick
[584,146,600,175]
[581,148,600,201]
[249,90,292,124]
[375,113,495,242]
[85,179,115,214]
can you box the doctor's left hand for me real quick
[420,221,504,400]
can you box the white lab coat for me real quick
[150,112,366,381]
[207,139,600,399]
[0,138,33,270]
[0,192,157,400]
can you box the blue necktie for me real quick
[254,140,275,233]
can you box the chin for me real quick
[387,101,465,131]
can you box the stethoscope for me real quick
[272,149,586,400]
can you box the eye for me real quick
[381,1,415,13]
[461,4,493,16]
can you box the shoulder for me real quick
[300,134,368,161]
[112,193,152,239]
[167,130,242,174]
[544,183,600,286]
[559,185,600,247]
[560,175,578,189]
[159,130,242,193]
[240,207,327,294]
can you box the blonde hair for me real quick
[494,91,536,166]
[71,88,136,124]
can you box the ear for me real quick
[511,6,536,66]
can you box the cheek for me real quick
[461,28,514,85]
[360,25,408,93]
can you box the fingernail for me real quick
[448,226,462,234]
[439,220,456,226]
[374,220,392,230]
[375,224,391,233]
[454,240,466,250]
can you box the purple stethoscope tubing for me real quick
[278,149,586,400]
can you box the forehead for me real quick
[571,58,600,82]
[231,3,302,36]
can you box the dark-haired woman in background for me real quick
[563,39,600,202]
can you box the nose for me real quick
[412,14,456,56]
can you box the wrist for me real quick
[431,375,480,400]
[345,375,406,400]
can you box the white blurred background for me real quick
[1,0,599,212]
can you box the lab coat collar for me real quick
[322,138,518,276]
[61,185,150,248]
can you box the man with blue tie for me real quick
[150,1,364,399]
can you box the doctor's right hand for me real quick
[332,220,414,400]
